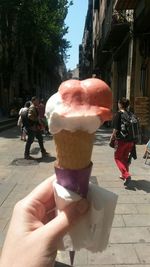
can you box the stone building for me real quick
[79,0,93,79]
[79,0,150,141]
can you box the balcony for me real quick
[115,0,138,10]
[102,11,130,50]
[134,1,150,33]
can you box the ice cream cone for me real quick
[45,78,116,258]
[54,129,95,170]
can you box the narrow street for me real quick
[0,126,150,267]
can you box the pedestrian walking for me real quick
[38,99,47,134]
[18,101,31,141]
[109,97,136,187]
[24,96,49,159]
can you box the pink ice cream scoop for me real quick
[45,78,112,134]
[59,78,112,123]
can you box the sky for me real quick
[65,0,88,70]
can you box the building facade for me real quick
[79,0,150,141]
[79,0,93,79]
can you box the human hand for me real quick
[0,176,89,267]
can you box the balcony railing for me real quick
[101,9,131,49]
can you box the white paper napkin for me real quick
[53,181,118,252]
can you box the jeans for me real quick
[24,129,45,156]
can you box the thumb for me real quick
[42,198,89,241]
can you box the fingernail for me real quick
[76,199,89,214]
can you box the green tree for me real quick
[0,0,72,109]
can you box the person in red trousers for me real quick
[110,98,134,187]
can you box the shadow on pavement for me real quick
[0,126,53,141]
[0,127,20,139]
[125,179,150,193]
[11,158,39,166]
[97,126,112,134]
[55,262,71,267]
[10,156,56,166]
[94,127,111,146]
[37,156,56,163]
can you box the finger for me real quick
[43,208,56,224]
[25,175,56,205]
[41,198,89,242]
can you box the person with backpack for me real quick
[110,97,139,187]
[24,96,49,160]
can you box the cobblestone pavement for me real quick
[0,126,150,267]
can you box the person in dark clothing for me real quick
[24,96,49,160]
[109,98,134,187]
[128,143,137,165]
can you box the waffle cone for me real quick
[54,130,95,170]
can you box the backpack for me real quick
[21,107,40,131]
[20,109,30,129]
[119,111,140,143]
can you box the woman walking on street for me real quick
[110,98,134,187]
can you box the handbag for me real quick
[109,139,115,148]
